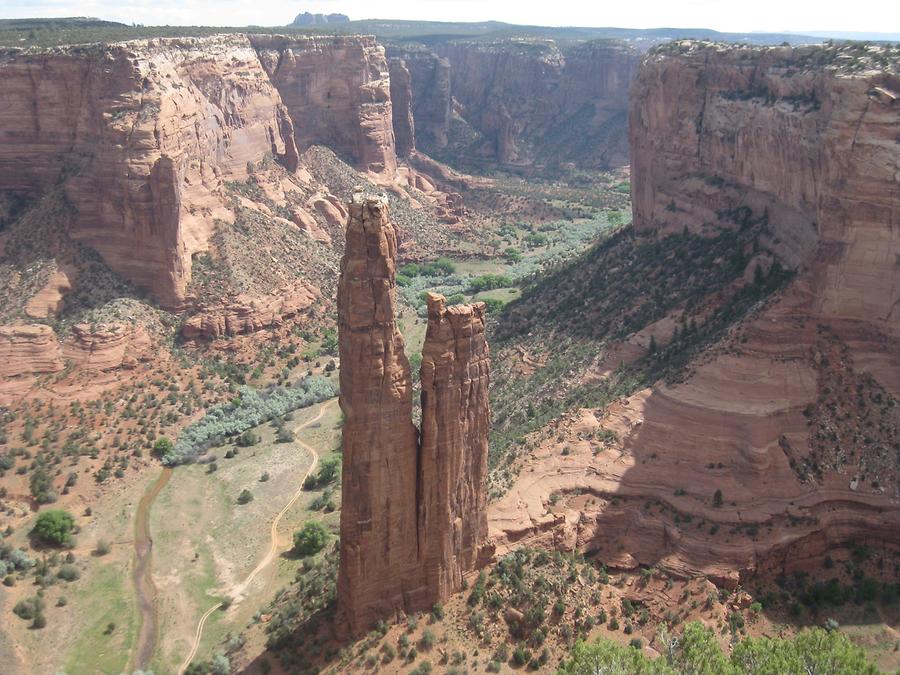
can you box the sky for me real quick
[2,0,899,35]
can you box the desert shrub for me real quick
[293,521,327,557]
[32,509,74,547]
[237,489,254,505]
[57,564,80,581]
[29,467,56,504]
[235,430,260,447]
[165,377,337,465]
[152,437,173,457]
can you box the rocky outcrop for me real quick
[182,283,318,339]
[389,58,416,157]
[418,294,492,598]
[24,269,73,318]
[251,35,398,174]
[336,197,490,635]
[386,45,452,151]
[0,324,64,378]
[63,322,152,370]
[435,39,639,167]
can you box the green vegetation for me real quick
[293,521,328,557]
[32,509,75,547]
[400,258,457,278]
[559,623,878,674]
[469,274,513,293]
[165,377,337,465]
[303,455,341,490]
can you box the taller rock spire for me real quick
[336,197,491,636]
[335,196,423,633]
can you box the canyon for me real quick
[387,39,640,170]
[0,19,897,674]
[491,40,899,586]
[335,195,491,634]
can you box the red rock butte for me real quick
[335,195,492,635]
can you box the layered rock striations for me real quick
[336,198,490,634]
[491,42,900,583]
[630,41,900,325]
[434,39,639,167]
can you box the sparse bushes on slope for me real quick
[558,622,878,674]
[164,377,337,465]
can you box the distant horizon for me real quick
[2,0,899,38]
[3,14,900,43]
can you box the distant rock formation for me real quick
[387,45,452,151]
[0,34,399,309]
[252,35,398,175]
[290,12,350,26]
[389,58,416,157]
[395,39,639,168]
[336,196,491,635]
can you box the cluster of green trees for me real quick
[397,258,457,285]
[469,274,514,293]
[162,377,337,465]
[558,622,878,674]
[32,509,75,547]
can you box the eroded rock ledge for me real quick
[335,196,491,635]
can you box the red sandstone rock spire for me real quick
[335,199,491,636]
[335,195,423,635]
[418,293,491,600]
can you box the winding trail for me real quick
[176,398,335,675]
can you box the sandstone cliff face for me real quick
[0,34,406,310]
[386,46,452,151]
[0,36,300,308]
[336,198,490,635]
[490,42,900,583]
[630,41,900,327]
[252,35,398,174]
[435,39,639,167]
